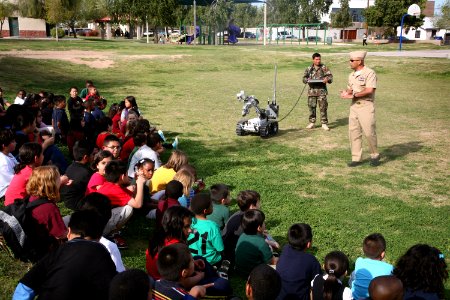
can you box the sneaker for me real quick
[217,260,231,280]
[172,137,179,150]
[321,124,330,131]
[112,233,128,249]
[306,123,315,129]
[157,130,166,142]
[347,161,363,167]
[370,156,381,167]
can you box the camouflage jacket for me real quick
[302,64,333,96]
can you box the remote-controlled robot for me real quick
[235,91,279,138]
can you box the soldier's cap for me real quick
[349,51,367,60]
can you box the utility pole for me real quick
[366,0,369,35]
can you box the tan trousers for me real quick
[349,100,379,162]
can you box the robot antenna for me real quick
[272,64,277,104]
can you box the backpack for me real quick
[0,196,50,262]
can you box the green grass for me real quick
[0,39,449,298]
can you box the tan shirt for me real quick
[347,66,377,101]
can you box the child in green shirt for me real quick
[187,193,224,266]
[207,184,231,230]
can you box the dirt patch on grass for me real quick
[0,50,188,69]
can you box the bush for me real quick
[50,28,65,38]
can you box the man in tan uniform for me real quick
[340,51,380,167]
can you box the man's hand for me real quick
[340,90,353,99]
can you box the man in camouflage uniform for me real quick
[302,52,333,131]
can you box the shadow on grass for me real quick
[328,117,348,129]
[381,141,424,163]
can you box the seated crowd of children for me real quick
[0,85,447,300]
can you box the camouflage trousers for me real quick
[308,95,328,124]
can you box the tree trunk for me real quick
[70,24,77,38]
[0,21,3,38]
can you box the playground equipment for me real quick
[256,23,329,45]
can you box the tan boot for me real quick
[322,124,330,131]
[306,123,315,129]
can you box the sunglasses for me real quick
[349,59,360,62]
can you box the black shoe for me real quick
[347,161,363,167]
[370,157,381,167]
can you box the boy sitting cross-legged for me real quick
[276,223,321,300]
[235,209,278,277]
[350,233,394,299]
[154,243,212,300]
[207,183,231,230]
[187,193,224,267]
[97,160,146,248]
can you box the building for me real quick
[321,0,375,24]
[0,0,47,38]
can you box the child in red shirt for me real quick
[155,180,184,227]
[97,160,146,248]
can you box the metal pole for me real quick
[193,0,197,45]
[263,1,267,46]
[366,0,369,35]
[399,13,408,51]
[146,18,149,44]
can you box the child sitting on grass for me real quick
[311,251,352,300]
[207,184,231,230]
[276,223,321,300]
[154,243,212,300]
[235,209,278,277]
[156,180,184,226]
[222,190,261,264]
[350,233,394,299]
[97,160,146,248]
[86,150,113,194]
[246,264,282,300]
[368,275,404,300]
[187,193,224,267]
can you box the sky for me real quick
[253,0,446,16]
[434,0,445,15]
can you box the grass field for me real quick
[0,39,449,298]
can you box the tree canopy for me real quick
[434,0,450,29]
[0,0,16,37]
[266,0,332,24]
[364,0,426,36]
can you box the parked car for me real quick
[277,31,297,39]
[240,32,256,39]
[306,36,321,42]
[76,28,92,35]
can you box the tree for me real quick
[266,0,301,24]
[233,3,257,33]
[18,0,46,18]
[0,0,16,37]
[298,0,333,24]
[434,0,450,29]
[364,0,426,37]
[331,0,352,40]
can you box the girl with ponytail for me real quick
[311,251,352,300]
